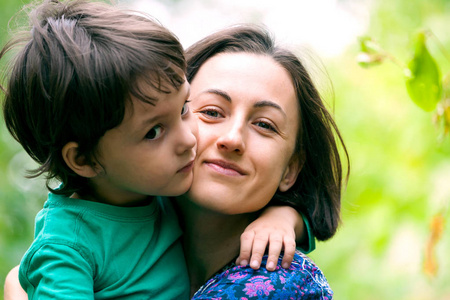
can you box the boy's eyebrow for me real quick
[141,115,159,127]
[139,84,190,128]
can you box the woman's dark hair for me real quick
[185,24,349,240]
[1,0,186,196]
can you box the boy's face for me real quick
[89,78,197,206]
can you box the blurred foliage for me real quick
[308,0,450,299]
[357,31,449,132]
[356,18,450,286]
[0,0,44,296]
[0,0,449,299]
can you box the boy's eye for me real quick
[181,101,190,116]
[145,125,163,140]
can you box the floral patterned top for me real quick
[192,250,333,299]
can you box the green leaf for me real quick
[357,36,385,68]
[356,53,384,68]
[358,36,381,54]
[405,32,442,112]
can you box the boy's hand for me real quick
[236,206,304,271]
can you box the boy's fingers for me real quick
[238,230,255,266]
[249,234,269,270]
[266,234,283,271]
[281,237,296,269]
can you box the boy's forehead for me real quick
[135,73,188,98]
[125,79,190,117]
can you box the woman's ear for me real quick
[279,155,303,192]
[62,142,98,178]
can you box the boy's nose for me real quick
[176,122,197,155]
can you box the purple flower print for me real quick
[243,277,275,297]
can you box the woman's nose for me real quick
[216,121,245,154]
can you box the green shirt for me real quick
[299,211,316,254]
[19,193,189,299]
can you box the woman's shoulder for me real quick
[192,250,333,299]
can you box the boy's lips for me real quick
[177,160,195,173]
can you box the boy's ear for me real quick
[278,155,304,192]
[62,142,98,178]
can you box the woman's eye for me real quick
[200,109,221,118]
[145,125,163,140]
[255,121,277,132]
[181,101,190,116]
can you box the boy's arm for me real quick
[237,206,315,271]
[4,266,27,300]
[21,244,95,299]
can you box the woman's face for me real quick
[187,52,301,214]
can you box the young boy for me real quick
[1,0,314,299]
[1,0,195,298]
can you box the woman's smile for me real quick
[203,159,247,176]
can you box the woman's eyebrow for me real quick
[203,89,231,102]
[200,89,286,116]
[254,100,286,117]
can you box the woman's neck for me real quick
[174,195,257,297]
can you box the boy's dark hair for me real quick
[185,24,350,241]
[1,0,186,196]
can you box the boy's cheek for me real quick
[189,114,200,141]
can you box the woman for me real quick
[5,25,348,299]
[175,24,349,298]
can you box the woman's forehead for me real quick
[192,53,297,110]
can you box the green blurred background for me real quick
[1,0,449,299]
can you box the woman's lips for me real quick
[204,159,246,176]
